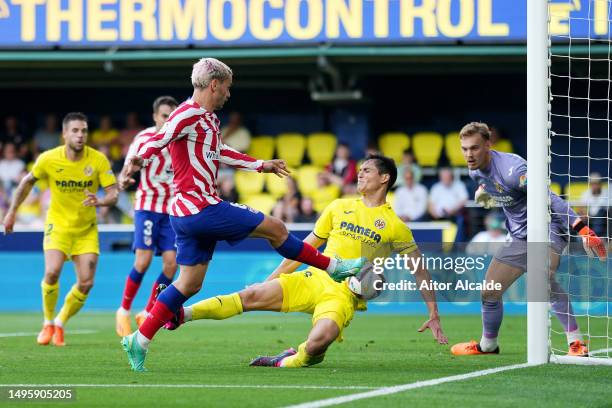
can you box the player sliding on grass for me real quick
[119,57,366,371]
[115,96,179,337]
[3,112,118,347]
[164,155,448,368]
[451,122,607,357]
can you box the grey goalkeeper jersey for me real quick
[469,150,578,240]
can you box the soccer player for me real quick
[165,155,448,368]
[115,96,179,337]
[119,58,366,371]
[2,112,118,346]
[451,122,607,356]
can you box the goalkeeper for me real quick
[452,122,607,357]
[165,155,447,368]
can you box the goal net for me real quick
[547,0,612,364]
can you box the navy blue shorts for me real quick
[170,201,265,266]
[133,210,176,255]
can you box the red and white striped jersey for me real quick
[136,100,263,217]
[126,126,174,214]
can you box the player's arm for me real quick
[406,248,448,344]
[219,143,290,178]
[265,232,326,281]
[83,184,119,207]
[2,172,38,234]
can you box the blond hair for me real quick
[459,122,491,140]
[191,58,233,89]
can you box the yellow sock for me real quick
[280,342,325,368]
[56,285,88,326]
[41,281,59,323]
[192,293,243,321]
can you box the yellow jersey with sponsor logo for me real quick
[31,146,116,233]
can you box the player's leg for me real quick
[276,319,339,368]
[52,252,98,346]
[37,249,65,345]
[249,212,365,277]
[548,249,587,356]
[451,258,524,355]
[135,250,177,327]
[116,249,153,336]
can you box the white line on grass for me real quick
[0,384,377,391]
[283,363,531,408]
[589,347,612,356]
[0,330,98,338]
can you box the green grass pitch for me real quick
[1,312,610,407]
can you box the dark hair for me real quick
[366,154,397,192]
[153,96,178,113]
[62,112,88,129]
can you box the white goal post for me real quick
[529,0,612,366]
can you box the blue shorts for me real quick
[170,201,265,266]
[133,210,177,255]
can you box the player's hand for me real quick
[418,314,448,344]
[475,184,495,209]
[2,211,16,235]
[572,220,607,261]
[120,156,143,190]
[82,189,99,207]
[261,160,290,178]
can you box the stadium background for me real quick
[0,1,608,317]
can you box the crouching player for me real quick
[165,155,448,367]
[115,96,179,337]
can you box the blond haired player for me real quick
[2,112,118,346]
[165,155,447,367]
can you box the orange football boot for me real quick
[451,340,499,355]
[52,326,65,347]
[568,341,589,357]
[115,309,132,337]
[134,311,147,328]
[37,324,54,345]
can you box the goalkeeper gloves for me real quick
[572,220,608,261]
[475,184,496,209]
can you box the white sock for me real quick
[326,258,338,273]
[480,336,498,352]
[117,307,130,315]
[44,319,53,326]
[184,307,193,323]
[566,329,583,345]
[136,330,151,349]
[53,318,64,328]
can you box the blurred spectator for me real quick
[428,168,468,220]
[1,116,30,159]
[272,178,301,222]
[466,211,508,255]
[16,183,43,227]
[91,115,120,159]
[0,184,10,220]
[118,112,143,157]
[294,197,318,223]
[218,174,238,203]
[33,114,61,152]
[393,169,428,222]
[310,171,340,213]
[395,149,422,187]
[490,126,514,153]
[579,172,609,236]
[0,143,26,193]
[325,143,357,193]
[221,112,251,152]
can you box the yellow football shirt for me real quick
[31,146,116,233]
[313,198,418,263]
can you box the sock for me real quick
[481,299,503,350]
[191,293,243,321]
[55,285,88,326]
[41,280,59,324]
[184,307,193,322]
[139,284,188,340]
[480,335,499,352]
[550,280,579,334]
[279,342,325,368]
[144,272,173,313]
[120,267,145,311]
[275,233,331,271]
[136,330,151,349]
[566,329,583,345]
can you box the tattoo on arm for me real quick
[8,173,37,213]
